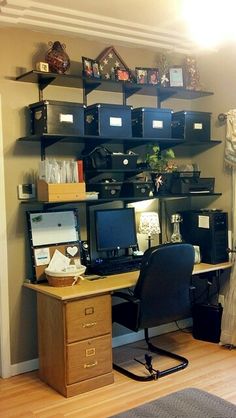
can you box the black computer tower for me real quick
[180,210,228,264]
[192,303,223,343]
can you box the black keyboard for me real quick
[89,258,142,276]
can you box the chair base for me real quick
[113,330,189,381]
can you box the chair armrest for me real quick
[112,291,140,303]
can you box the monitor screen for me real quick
[95,207,137,252]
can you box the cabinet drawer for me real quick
[65,295,111,343]
[66,334,112,384]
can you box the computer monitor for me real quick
[95,207,137,252]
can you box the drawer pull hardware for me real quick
[84,361,98,369]
[82,321,97,328]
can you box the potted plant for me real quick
[145,144,177,194]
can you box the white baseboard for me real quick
[11,358,39,376]
[112,318,192,348]
[10,318,192,376]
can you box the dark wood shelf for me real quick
[21,192,222,207]
[17,134,185,150]
[16,70,214,102]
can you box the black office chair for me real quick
[112,242,195,381]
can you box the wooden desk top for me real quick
[24,261,232,301]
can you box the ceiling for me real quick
[0,0,196,54]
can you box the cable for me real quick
[174,320,192,333]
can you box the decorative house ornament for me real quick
[96,46,130,80]
[45,41,70,74]
[183,56,201,90]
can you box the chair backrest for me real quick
[134,243,195,330]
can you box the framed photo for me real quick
[82,57,93,78]
[147,68,159,85]
[169,67,184,87]
[92,60,101,79]
[115,68,130,81]
[135,67,148,84]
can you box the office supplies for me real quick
[27,209,82,282]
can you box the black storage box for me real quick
[83,147,138,170]
[121,181,153,197]
[86,181,122,199]
[107,153,138,169]
[192,303,223,343]
[85,103,132,137]
[29,100,86,135]
[172,110,211,141]
[132,107,173,138]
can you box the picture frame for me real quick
[147,68,159,85]
[92,60,101,79]
[169,67,184,87]
[115,68,131,81]
[82,57,101,79]
[135,67,148,84]
[82,57,93,78]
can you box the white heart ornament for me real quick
[66,246,79,257]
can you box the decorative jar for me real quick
[45,41,70,74]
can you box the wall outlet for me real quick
[218,294,225,307]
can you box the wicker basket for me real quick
[45,266,86,287]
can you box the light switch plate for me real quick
[17,184,36,200]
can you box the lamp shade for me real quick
[139,212,161,236]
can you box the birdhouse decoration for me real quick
[96,46,130,80]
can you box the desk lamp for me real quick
[139,212,161,249]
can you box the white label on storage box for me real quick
[110,117,122,127]
[198,215,209,229]
[193,123,203,130]
[60,113,74,123]
[153,120,163,129]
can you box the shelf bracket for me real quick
[38,77,57,100]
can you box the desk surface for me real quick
[24,261,232,301]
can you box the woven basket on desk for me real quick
[45,266,86,287]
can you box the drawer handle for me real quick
[84,361,98,369]
[82,322,97,328]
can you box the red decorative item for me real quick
[45,41,70,74]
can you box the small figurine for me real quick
[158,54,170,87]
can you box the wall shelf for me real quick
[17,134,186,152]
[16,70,214,104]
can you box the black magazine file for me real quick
[27,209,81,283]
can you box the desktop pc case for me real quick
[180,210,228,264]
[192,303,223,343]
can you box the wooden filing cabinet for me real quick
[37,292,114,397]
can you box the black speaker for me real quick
[80,240,91,266]
[192,303,223,343]
[180,210,228,264]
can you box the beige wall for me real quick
[0,27,232,365]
